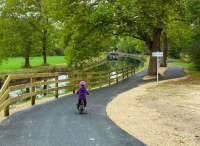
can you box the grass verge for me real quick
[170,60,200,79]
[0,56,66,70]
[0,54,107,78]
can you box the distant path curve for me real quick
[0,65,186,146]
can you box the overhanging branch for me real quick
[132,35,145,41]
[170,18,186,22]
[110,33,118,36]
[110,33,145,41]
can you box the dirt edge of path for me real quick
[106,67,200,146]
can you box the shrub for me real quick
[53,48,64,56]
[188,43,200,71]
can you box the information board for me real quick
[152,52,163,57]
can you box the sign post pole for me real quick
[152,51,163,85]
[157,56,158,84]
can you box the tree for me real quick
[160,33,168,67]
[0,0,57,67]
[166,20,192,60]
[34,0,57,64]
[57,0,186,75]
[117,37,149,54]
[0,0,43,67]
[186,33,200,70]
[0,18,18,64]
[117,37,136,53]
[184,0,200,70]
[134,39,149,55]
[186,0,200,27]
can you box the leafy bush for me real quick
[53,48,64,56]
[187,43,200,70]
[168,47,182,59]
[180,53,191,63]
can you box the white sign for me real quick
[152,52,163,57]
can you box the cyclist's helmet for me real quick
[80,81,86,86]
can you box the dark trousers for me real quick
[77,99,87,109]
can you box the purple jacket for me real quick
[76,86,89,99]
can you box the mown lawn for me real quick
[170,62,193,68]
[0,56,66,70]
[0,54,108,77]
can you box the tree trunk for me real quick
[143,50,146,55]
[24,48,31,68]
[160,33,167,67]
[147,28,162,76]
[43,79,47,96]
[43,30,47,64]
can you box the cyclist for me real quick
[76,81,89,111]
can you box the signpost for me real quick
[152,51,163,84]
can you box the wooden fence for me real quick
[0,66,135,117]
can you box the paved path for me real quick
[0,65,186,146]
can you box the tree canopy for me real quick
[57,0,186,75]
[186,0,200,27]
[184,0,200,70]
[1,0,199,72]
[0,0,57,67]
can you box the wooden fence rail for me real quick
[0,65,135,117]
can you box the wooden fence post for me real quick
[122,68,124,79]
[55,75,58,98]
[131,66,133,75]
[4,75,9,117]
[116,70,118,83]
[127,67,128,77]
[99,73,102,88]
[43,79,47,96]
[31,77,35,105]
[87,74,90,90]
[73,74,75,93]
[109,72,111,85]
[26,88,30,99]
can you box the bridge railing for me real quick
[0,65,135,117]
